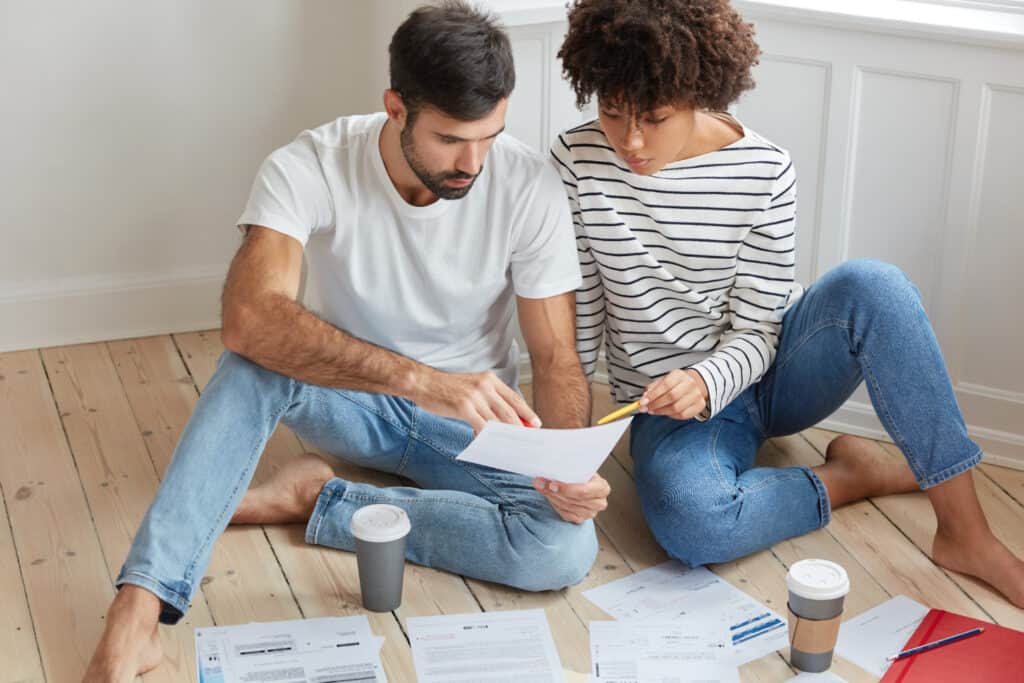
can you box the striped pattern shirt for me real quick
[550,116,803,419]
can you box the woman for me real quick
[549,0,1023,606]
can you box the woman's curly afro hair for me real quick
[558,0,760,114]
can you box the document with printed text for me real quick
[583,561,789,667]
[589,620,740,683]
[195,615,385,683]
[408,608,564,683]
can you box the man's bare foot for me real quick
[933,529,1024,608]
[813,434,919,509]
[231,452,335,525]
[83,585,163,682]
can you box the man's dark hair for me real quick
[389,1,515,121]
[558,0,760,114]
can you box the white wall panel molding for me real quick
[0,267,225,352]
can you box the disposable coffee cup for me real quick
[350,504,411,612]
[786,559,850,672]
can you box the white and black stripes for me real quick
[551,117,804,419]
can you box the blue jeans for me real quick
[116,353,597,624]
[631,259,981,567]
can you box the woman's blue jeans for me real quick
[631,259,981,568]
[116,355,597,624]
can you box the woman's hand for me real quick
[641,369,708,420]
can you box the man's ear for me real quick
[383,89,408,128]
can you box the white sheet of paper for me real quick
[589,620,739,683]
[195,615,386,683]
[408,608,564,683]
[583,561,788,667]
[835,595,929,677]
[455,417,632,483]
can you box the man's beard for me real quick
[400,125,480,200]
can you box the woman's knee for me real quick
[640,484,743,567]
[827,258,921,310]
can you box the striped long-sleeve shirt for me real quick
[550,115,804,420]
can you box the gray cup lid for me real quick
[350,504,411,543]
[786,559,850,600]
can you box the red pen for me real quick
[520,418,537,428]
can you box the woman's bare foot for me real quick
[813,434,919,508]
[231,453,335,525]
[83,585,163,682]
[933,528,1024,608]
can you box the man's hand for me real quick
[641,368,708,420]
[412,368,541,434]
[532,473,611,524]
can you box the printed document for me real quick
[835,595,929,677]
[408,608,564,683]
[583,562,788,666]
[589,620,740,683]
[195,615,385,683]
[455,418,632,483]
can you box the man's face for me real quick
[399,99,508,199]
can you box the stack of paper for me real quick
[589,620,739,683]
[195,615,386,682]
[583,561,789,673]
[408,608,564,682]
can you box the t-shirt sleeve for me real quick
[235,134,334,245]
[509,161,583,299]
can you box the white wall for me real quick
[0,0,384,350]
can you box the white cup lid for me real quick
[350,504,411,543]
[786,559,850,600]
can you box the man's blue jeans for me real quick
[116,354,597,624]
[631,259,982,567]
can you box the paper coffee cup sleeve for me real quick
[787,604,842,655]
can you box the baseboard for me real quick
[519,354,1024,472]
[0,268,225,352]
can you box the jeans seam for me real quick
[802,466,832,527]
[344,491,494,512]
[183,392,293,585]
[759,318,850,435]
[308,480,343,545]
[741,470,809,495]
[772,318,852,374]
[414,435,525,514]
[708,420,737,497]
[860,351,925,482]
[396,409,418,476]
[328,388,408,433]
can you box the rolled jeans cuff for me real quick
[115,570,191,625]
[801,465,832,528]
[305,478,347,545]
[919,449,982,489]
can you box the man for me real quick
[84,3,609,680]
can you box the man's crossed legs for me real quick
[85,351,596,680]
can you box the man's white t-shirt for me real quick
[236,112,581,388]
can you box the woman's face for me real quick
[597,100,697,175]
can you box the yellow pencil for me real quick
[595,400,642,425]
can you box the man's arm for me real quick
[221,226,538,432]
[518,292,610,523]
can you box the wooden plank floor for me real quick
[1,331,1022,682]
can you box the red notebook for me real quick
[881,608,1024,683]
